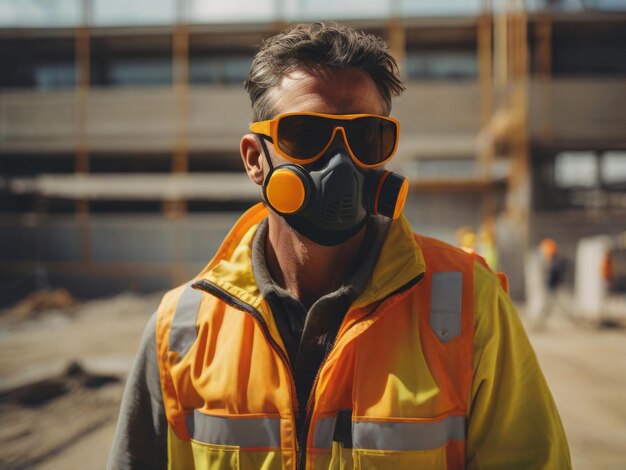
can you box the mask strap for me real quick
[255,134,276,209]
[255,135,275,173]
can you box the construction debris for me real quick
[2,289,76,322]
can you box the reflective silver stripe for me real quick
[430,272,463,342]
[312,415,337,449]
[169,282,203,358]
[353,415,466,451]
[186,411,281,449]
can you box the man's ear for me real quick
[240,134,265,185]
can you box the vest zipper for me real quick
[192,280,301,461]
[296,272,424,470]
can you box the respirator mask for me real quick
[250,112,409,246]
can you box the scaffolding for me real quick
[64,0,535,285]
[476,0,530,250]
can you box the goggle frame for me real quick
[249,112,400,169]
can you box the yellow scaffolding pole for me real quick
[75,0,91,265]
[169,0,191,286]
[476,0,530,255]
[535,13,553,138]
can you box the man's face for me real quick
[239,66,398,244]
[260,67,387,171]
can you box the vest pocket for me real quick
[350,415,465,469]
[189,441,240,470]
[188,441,283,470]
[329,441,354,470]
[182,411,283,469]
[353,445,447,469]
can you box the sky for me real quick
[0,0,624,27]
[0,0,477,27]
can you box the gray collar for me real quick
[251,216,390,309]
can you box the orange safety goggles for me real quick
[249,112,400,168]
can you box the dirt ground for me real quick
[0,292,625,469]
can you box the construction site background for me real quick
[1,0,625,468]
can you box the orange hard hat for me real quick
[540,238,558,258]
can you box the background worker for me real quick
[478,222,499,271]
[533,238,568,330]
[109,22,570,469]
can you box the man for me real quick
[109,23,571,469]
[533,238,567,330]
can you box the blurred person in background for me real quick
[598,231,626,318]
[108,23,570,469]
[601,245,614,292]
[456,225,476,254]
[478,222,498,271]
[538,238,566,329]
[528,238,568,331]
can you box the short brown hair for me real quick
[244,22,405,121]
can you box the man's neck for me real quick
[264,212,367,310]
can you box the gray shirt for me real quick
[107,216,389,469]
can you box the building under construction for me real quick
[1,2,625,303]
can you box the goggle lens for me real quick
[345,116,397,166]
[277,114,334,160]
[275,114,398,167]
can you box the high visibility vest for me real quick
[156,204,481,469]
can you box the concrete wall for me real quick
[0,195,489,305]
[0,212,240,304]
[404,191,484,244]
[0,82,481,156]
[2,77,625,303]
[528,78,626,143]
[3,199,620,304]
[0,86,250,154]
[2,79,624,156]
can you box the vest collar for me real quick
[194,203,426,313]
